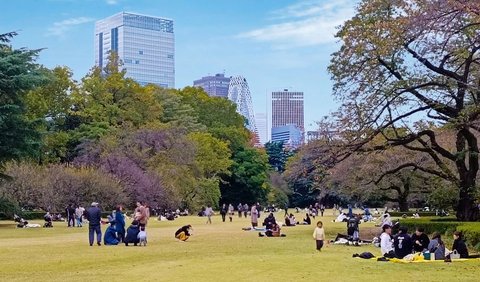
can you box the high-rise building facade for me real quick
[193,73,230,98]
[271,124,303,148]
[228,76,257,133]
[95,12,175,88]
[255,112,268,145]
[271,89,304,131]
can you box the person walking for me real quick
[313,221,326,251]
[243,203,249,218]
[220,204,227,222]
[251,203,258,228]
[205,205,214,224]
[228,204,235,222]
[84,202,102,246]
[115,205,126,243]
[237,203,243,218]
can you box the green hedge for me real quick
[400,219,480,251]
[389,212,438,217]
[399,219,460,234]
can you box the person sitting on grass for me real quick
[380,224,395,258]
[302,213,311,225]
[259,223,285,237]
[263,213,276,230]
[175,224,192,242]
[104,222,119,245]
[451,231,468,258]
[393,226,413,259]
[428,232,445,260]
[124,220,140,246]
[411,227,430,253]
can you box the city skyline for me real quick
[2,0,358,132]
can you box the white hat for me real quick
[91,202,98,206]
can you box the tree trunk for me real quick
[456,182,479,221]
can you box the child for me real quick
[125,220,140,246]
[175,224,192,242]
[313,221,325,251]
[138,226,147,246]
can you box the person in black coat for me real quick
[84,202,102,246]
[393,226,413,259]
[452,231,469,258]
[125,220,140,246]
[263,213,276,230]
[411,227,430,253]
[66,204,76,227]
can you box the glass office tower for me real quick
[95,12,175,88]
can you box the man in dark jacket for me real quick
[84,202,102,246]
[66,204,76,227]
[393,226,413,259]
[411,227,430,253]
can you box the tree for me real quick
[0,32,46,178]
[329,0,480,220]
[264,141,294,172]
[220,148,269,205]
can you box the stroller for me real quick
[43,213,53,228]
[14,214,29,228]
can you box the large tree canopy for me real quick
[329,0,480,220]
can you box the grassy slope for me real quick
[0,211,478,282]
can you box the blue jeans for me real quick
[89,225,102,245]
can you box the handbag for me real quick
[450,250,461,259]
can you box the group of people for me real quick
[380,224,469,260]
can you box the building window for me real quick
[167,54,174,59]
[135,60,140,64]
[139,50,143,55]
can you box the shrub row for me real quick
[400,219,480,251]
[389,211,438,217]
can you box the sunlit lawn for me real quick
[0,210,478,281]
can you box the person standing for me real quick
[237,203,243,218]
[66,204,75,227]
[134,201,148,228]
[313,221,325,251]
[251,204,258,227]
[75,205,84,227]
[205,205,214,224]
[228,204,235,222]
[115,205,126,243]
[84,202,102,246]
[220,204,227,222]
[243,203,249,218]
[320,204,325,217]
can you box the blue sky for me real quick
[3,0,357,133]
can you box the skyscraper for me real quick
[271,89,304,131]
[255,113,268,145]
[193,73,230,98]
[227,76,256,132]
[95,12,175,88]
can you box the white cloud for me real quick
[238,0,356,48]
[46,16,94,37]
[105,0,118,5]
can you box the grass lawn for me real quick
[0,210,478,281]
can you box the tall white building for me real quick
[227,76,257,133]
[255,113,268,145]
[95,12,175,88]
